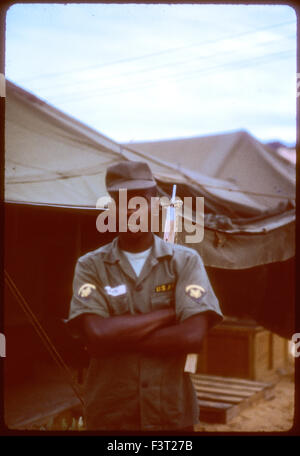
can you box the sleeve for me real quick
[175,250,223,326]
[65,256,110,339]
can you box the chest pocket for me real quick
[107,294,129,316]
[151,291,174,311]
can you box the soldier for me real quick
[67,161,223,431]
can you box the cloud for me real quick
[6,3,296,144]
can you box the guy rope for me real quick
[4,269,85,408]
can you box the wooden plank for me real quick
[194,382,273,407]
[194,379,263,393]
[192,375,274,392]
[195,390,244,404]
[192,383,254,398]
[193,381,274,404]
[193,380,262,395]
[192,373,270,388]
[198,399,233,409]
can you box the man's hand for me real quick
[81,309,209,358]
[137,313,208,356]
[81,307,176,357]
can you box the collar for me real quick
[102,234,174,264]
[151,234,174,259]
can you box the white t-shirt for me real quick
[122,247,152,277]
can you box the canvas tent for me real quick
[4,80,295,347]
[124,132,295,211]
[123,132,295,266]
[6,80,295,269]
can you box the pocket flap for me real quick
[108,295,129,315]
[151,291,173,310]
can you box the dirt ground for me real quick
[194,368,295,433]
[5,358,296,432]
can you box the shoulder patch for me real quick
[78,283,96,298]
[185,284,206,301]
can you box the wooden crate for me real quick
[191,373,275,424]
[196,318,289,381]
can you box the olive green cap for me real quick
[106,161,156,192]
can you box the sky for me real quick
[5,3,297,145]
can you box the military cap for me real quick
[106,161,156,192]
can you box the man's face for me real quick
[110,186,158,239]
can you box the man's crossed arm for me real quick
[81,309,208,357]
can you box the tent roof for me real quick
[6,80,295,215]
[5,80,295,268]
[5,80,194,206]
[124,130,295,211]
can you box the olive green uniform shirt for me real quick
[67,234,223,431]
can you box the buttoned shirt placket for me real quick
[109,238,169,430]
[134,254,165,430]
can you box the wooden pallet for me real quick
[191,373,275,424]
